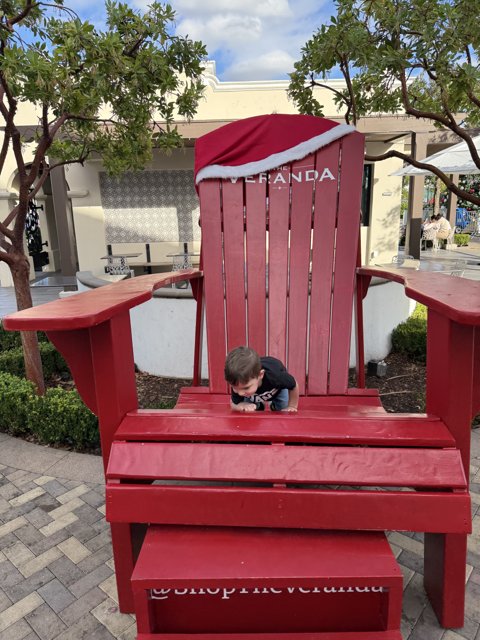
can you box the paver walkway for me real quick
[0,428,479,639]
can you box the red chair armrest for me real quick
[358,266,480,325]
[2,270,202,332]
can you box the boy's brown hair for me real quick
[224,346,261,385]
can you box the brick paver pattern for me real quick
[0,428,479,639]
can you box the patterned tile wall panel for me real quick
[100,170,201,243]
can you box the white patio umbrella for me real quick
[392,135,480,176]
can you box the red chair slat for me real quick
[106,485,471,534]
[222,179,247,351]
[308,143,341,394]
[329,133,365,393]
[267,166,290,363]
[245,179,267,354]
[198,180,227,392]
[116,411,455,448]
[287,155,316,394]
[107,442,467,489]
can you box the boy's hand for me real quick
[282,405,298,413]
[240,403,257,412]
[231,403,257,412]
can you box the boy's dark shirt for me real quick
[230,356,296,405]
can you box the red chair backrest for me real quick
[198,130,365,395]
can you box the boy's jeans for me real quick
[243,388,289,411]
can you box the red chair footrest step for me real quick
[131,526,403,637]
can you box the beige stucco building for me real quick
[0,61,460,286]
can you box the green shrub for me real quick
[27,387,99,450]
[0,323,48,352]
[391,304,427,361]
[0,372,37,436]
[0,342,69,378]
[454,233,470,246]
[411,303,427,321]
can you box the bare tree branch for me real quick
[6,0,36,29]
[47,153,90,174]
[11,126,27,178]
[339,57,357,124]
[4,0,79,29]
[0,235,12,251]
[27,169,51,201]
[0,71,16,116]
[25,113,69,189]
[467,91,480,111]
[365,149,480,207]
[0,215,16,242]
[399,71,480,171]
[42,103,49,138]
[124,36,146,58]
[399,71,451,128]
[0,127,11,176]
[465,45,472,66]
[0,249,15,267]
[37,3,79,19]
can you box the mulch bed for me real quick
[357,351,426,413]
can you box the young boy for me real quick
[224,346,299,412]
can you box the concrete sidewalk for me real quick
[1,428,479,639]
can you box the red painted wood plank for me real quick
[173,400,384,411]
[424,532,467,628]
[308,143,341,395]
[245,179,267,354]
[106,485,471,533]
[357,266,480,326]
[177,390,381,406]
[173,400,385,411]
[179,387,381,408]
[287,155,316,394]
[267,166,290,362]
[88,314,138,473]
[473,327,480,415]
[222,180,247,351]
[329,133,365,394]
[137,632,402,639]
[2,270,201,331]
[106,442,467,488]
[426,310,474,477]
[198,180,228,392]
[132,527,399,584]
[115,412,455,447]
[130,406,430,418]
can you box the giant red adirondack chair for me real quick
[4,114,479,637]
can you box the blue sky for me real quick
[72,0,335,81]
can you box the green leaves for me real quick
[0,0,207,175]
[288,0,480,129]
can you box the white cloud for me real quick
[178,15,263,50]
[173,0,292,19]
[169,0,331,80]
[125,0,332,80]
[225,50,296,81]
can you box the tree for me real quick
[288,0,480,207]
[0,1,206,393]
